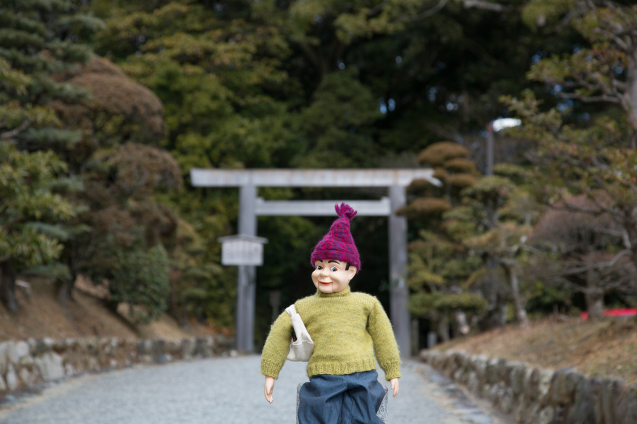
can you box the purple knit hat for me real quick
[310,203,361,272]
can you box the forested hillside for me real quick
[2,0,636,351]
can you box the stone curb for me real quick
[420,349,637,424]
[0,335,235,398]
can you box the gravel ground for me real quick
[0,356,511,424]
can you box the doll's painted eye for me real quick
[330,266,337,272]
[316,265,323,270]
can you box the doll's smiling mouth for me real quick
[319,281,332,285]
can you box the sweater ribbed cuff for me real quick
[261,359,283,380]
[381,361,401,381]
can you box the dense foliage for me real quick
[501,1,637,320]
[0,0,180,322]
[2,0,637,349]
[0,144,75,312]
[111,245,171,324]
[0,0,94,312]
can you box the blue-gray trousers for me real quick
[298,370,386,424]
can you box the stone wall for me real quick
[420,350,637,424]
[0,335,235,397]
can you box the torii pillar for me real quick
[388,185,409,354]
[237,184,258,353]
[191,169,440,356]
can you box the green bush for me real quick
[111,245,170,324]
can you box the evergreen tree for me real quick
[0,143,75,312]
[46,54,181,310]
[0,1,184,323]
[401,142,486,341]
[0,0,103,150]
[84,0,619,339]
[460,165,536,327]
[503,1,637,319]
[76,143,182,321]
[0,0,102,310]
[90,0,326,329]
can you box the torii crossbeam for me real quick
[190,168,440,357]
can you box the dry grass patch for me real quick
[0,278,217,342]
[437,317,637,385]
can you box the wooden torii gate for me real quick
[190,169,439,357]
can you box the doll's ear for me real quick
[346,265,357,281]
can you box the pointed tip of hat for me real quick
[335,203,357,221]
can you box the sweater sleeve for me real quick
[260,310,293,379]
[368,297,402,381]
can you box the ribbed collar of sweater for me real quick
[315,286,351,298]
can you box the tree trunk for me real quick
[496,301,508,327]
[624,53,637,148]
[297,38,344,82]
[585,290,604,320]
[502,263,529,326]
[0,262,18,313]
[585,265,604,320]
[437,313,450,342]
[56,277,75,309]
[626,216,637,272]
[482,260,508,328]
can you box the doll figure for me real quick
[261,203,401,424]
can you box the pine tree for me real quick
[404,144,535,337]
[0,143,75,312]
[503,2,637,320]
[0,0,102,311]
[401,142,487,341]
[0,0,103,149]
[460,166,535,327]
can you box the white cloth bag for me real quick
[285,305,314,362]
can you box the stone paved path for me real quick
[0,356,511,424]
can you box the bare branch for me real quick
[558,9,584,30]
[369,0,450,24]
[588,2,635,53]
[612,79,627,92]
[367,0,389,18]
[596,227,625,237]
[557,91,623,104]
[460,0,520,12]
[0,120,30,140]
[562,78,601,94]
[603,29,631,52]
[2,216,23,231]
[601,1,618,11]
[559,249,631,276]
[599,249,632,268]
[401,0,449,23]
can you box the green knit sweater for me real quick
[260,287,401,381]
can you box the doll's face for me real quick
[312,259,357,293]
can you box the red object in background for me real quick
[580,309,637,319]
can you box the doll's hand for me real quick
[264,376,275,404]
[390,378,399,397]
